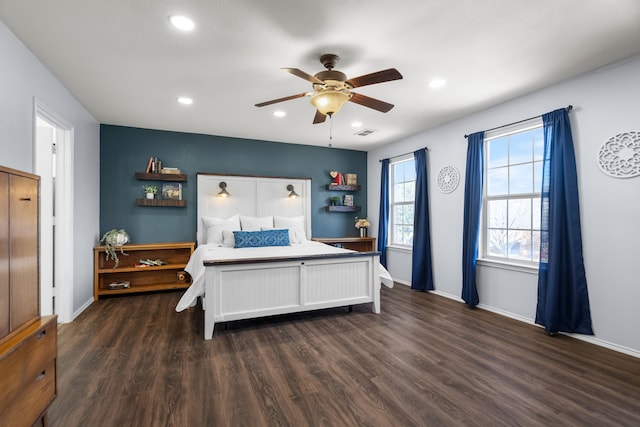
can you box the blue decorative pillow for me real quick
[233,229,290,248]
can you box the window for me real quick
[390,156,415,246]
[483,120,544,264]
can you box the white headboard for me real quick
[196,173,312,245]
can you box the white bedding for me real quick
[175,240,393,312]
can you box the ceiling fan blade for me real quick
[313,110,327,124]
[255,92,308,107]
[346,68,403,88]
[349,93,395,113]
[282,68,325,85]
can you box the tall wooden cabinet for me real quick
[0,165,57,427]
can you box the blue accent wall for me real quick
[100,125,367,244]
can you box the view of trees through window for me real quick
[391,157,415,246]
[485,123,543,263]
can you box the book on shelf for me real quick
[145,156,153,173]
[160,167,181,174]
[162,183,182,200]
[145,156,163,173]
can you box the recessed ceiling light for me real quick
[428,79,447,89]
[273,111,286,117]
[177,97,193,105]
[169,15,195,31]
[351,121,363,127]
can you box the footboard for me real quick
[202,252,380,339]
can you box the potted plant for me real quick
[330,196,340,206]
[100,229,130,268]
[142,184,158,199]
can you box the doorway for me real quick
[35,100,74,323]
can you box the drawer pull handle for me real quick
[37,329,47,339]
[19,197,32,201]
[36,371,46,382]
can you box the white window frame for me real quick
[479,118,543,270]
[389,154,415,249]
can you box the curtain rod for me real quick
[464,105,573,139]
[379,146,429,162]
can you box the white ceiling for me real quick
[2,1,640,151]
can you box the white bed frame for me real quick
[196,173,380,339]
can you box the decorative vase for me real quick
[359,227,367,238]
[146,192,154,199]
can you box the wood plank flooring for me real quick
[49,285,640,426]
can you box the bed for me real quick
[176,174,392,339]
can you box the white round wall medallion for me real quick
[597,131,640,178]
[437,165,460,193]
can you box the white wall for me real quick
[0,20,100,317]
[368,55,640,357]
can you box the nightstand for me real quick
[312,237,376,252]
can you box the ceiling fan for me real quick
[255,54,403,124]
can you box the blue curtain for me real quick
[536,109,593,335]
[377,159,390,268]
[411,149,434,291]
[461,132,484,307]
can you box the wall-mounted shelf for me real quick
[135,172,187,182]
[327,184,361,191]
[326,205,361,212]
[135,198,186,207]
[135,172,187,207]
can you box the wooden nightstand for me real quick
[312,237,376,252]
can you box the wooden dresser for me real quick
[0,165,56,427]
[0,316,57,427]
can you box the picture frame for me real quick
[343,194,354,207]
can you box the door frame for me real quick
[34,98,74,323]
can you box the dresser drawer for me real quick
[0,316,57,426]
[0,359,56,427]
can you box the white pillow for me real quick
[273,215,307,244]
[240,215,273,231]
[203,214,240,244]
[222,230,235,247]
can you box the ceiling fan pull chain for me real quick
[329,115,333,143]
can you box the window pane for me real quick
[487,229,507,257]
[509,132,532,164]
[393,183,404,203]
[488,137,508,168]
[401,225,413,245]
[404,181,415,202]
[508,198,531,229]
[404,204,414,226]
[533,128,544,161]
[488,200,507,228]
[533,160,543,193]
[393,205,405,224]
[404,160,416,181]
[488,167,508,196]
[392,225,404,244]
[508,230,532,260]
[509,163,533,194]
[532,197,541,230]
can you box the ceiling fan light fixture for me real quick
[310,91,349,116]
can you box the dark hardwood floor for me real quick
[49,285,640,426]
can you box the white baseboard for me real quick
[69,298,94,322]
[389,276,640,359]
